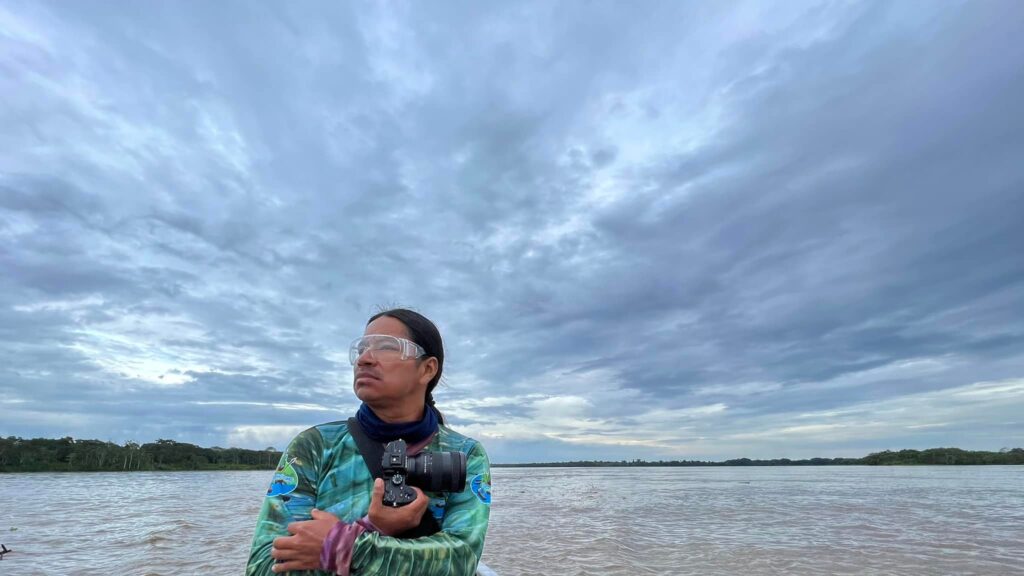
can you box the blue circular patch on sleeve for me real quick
[470,473,491,505]
[266,455,299,497]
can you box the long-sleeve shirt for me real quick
[246,419,492,576]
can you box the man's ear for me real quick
[418,357,438,387]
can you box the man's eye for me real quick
[379,342,400,351]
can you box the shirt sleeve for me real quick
[347,440,492,576]
[246,427,328,576]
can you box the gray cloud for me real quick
[2,0,1023,461]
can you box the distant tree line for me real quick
[2,437,1022,472]
[0,436,283,472]
[858,447,1024,465]
[492,447,1024,467]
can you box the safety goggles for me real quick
[348,334,426,365]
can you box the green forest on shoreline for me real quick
[0,436,282,473]
[1,436,1022,472]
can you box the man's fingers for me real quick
[270,546,294,561]
[272,559,312,573]
[369,478,384,513]
[311,508,339,521]
[273,535,299,549]
[410,487,429,511]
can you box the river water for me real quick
[0,466,1021,575]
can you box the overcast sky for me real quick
[2,1,1022,463]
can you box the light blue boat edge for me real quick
[476,561,499,576]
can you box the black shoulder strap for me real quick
[348,417,385,478]
[347,417,441,539]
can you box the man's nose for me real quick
[357,350,377,365]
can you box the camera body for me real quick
[381,439,419,507]
[380,438,468,507]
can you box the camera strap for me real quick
[347,417,442,539]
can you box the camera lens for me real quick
[406,450,467,492]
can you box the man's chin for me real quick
[353,384,379,402]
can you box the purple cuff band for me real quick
[319,521,345,573]
[356,514,382,534]
[319,520,366,576]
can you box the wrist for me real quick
[356,514,382,534]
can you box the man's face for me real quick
[352,316,428,407]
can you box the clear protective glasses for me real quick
[349,334,426,365]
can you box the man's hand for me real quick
[368,478,429,536]
[270,508,339,573]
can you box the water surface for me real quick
[0,466,1021,574]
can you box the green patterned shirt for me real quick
[246,420,491,575]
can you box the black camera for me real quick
[381,439,468,507]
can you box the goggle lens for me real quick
[349,335,424,364]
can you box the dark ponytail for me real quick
[367,308,445,425]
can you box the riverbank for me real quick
[3,436,1021,472]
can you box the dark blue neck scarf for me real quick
[356,402,438,444]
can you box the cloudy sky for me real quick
[2,1,1023,463]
